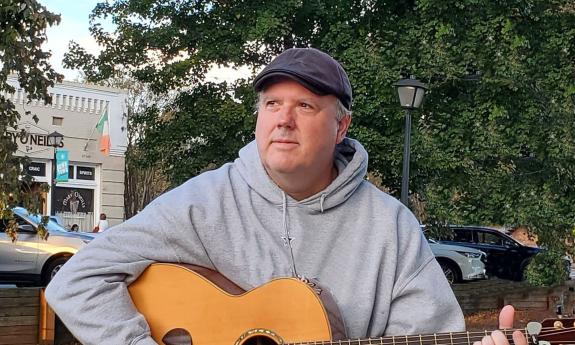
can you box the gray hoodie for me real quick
[45,138,464,345]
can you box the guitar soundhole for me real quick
[244,335,279,345]
[162,328,193,345]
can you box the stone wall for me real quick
[453,279,575,315]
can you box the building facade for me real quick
[5,77,128,231]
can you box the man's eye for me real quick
[266,100,278,106]
[300,103,312,109]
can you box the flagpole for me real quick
[83,106,108,151]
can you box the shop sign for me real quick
[54,188,94,214]
[7,121,65,154]
[76,166,95,180]
[56,149,69,182]
[25,162,46,177]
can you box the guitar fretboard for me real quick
[287,328,531,345]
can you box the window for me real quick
[453,229,473,243]
[52,116,63,126]
[0,215,30,233]
[66,165,96,182]
[477,232,504,246]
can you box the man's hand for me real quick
[473,305,528,345]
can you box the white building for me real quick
[4,76,128,231]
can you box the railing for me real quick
[55,212,94,232]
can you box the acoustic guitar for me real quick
[128,263,574,345]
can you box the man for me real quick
[46,48,526,345]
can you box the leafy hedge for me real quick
[524,250,570,286]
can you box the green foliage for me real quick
[0,0,62,241]
[524,250,570,286]
[135,81,256,186]
[68,0,575,263]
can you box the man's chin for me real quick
[263,160,301,176]
[268,165,298,175]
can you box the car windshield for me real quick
[12,208,69,232]
[26,214,69,232]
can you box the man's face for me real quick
[255,79,350,179]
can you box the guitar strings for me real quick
[283,326,574,345]
[285,340,575,345]
[538,327,575,341]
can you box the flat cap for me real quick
[253,48,352,109]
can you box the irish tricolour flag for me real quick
[96,109,111,155]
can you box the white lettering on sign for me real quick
[29,166,40,171]
[62,190,86,209]
[79,170,92,175]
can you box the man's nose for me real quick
[277,106,296,128]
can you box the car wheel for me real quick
[439,261,461,284]
[516,259,531,281]
[42,257,70,285]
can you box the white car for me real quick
[0,207,97,286]
[428,239,487,284]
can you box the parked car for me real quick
[437,226,543,280]
[427,239,487,284]
[49,214,65,227]
[0,207,96,286]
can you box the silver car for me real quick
[0,207,96,286]
[428,239,487,284]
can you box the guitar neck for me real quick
[289,329,530,345]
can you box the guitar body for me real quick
[129,263,574,345]
[128,263,337,345]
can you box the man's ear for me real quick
[336,115,352,143]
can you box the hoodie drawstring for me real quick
[281,191,299,278]
[320,194,326,213]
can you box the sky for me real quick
[38,0,251,83]
[39,0,104,81]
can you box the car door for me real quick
[0,215,40,274]
[475,230,517,278]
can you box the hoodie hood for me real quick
[234,138,368,212]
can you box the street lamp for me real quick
[47,131,64,215]
[394,77,427,206]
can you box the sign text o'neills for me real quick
[5,131,65,147]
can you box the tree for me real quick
[399,0,575,254]
[0,0,62,241]
[65,0,575,281]
[101,77,173,219]
[134,80,256,186]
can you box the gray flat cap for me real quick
[254,48,352,109]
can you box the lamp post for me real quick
[47,131,64,215]
[394,77,427,206]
